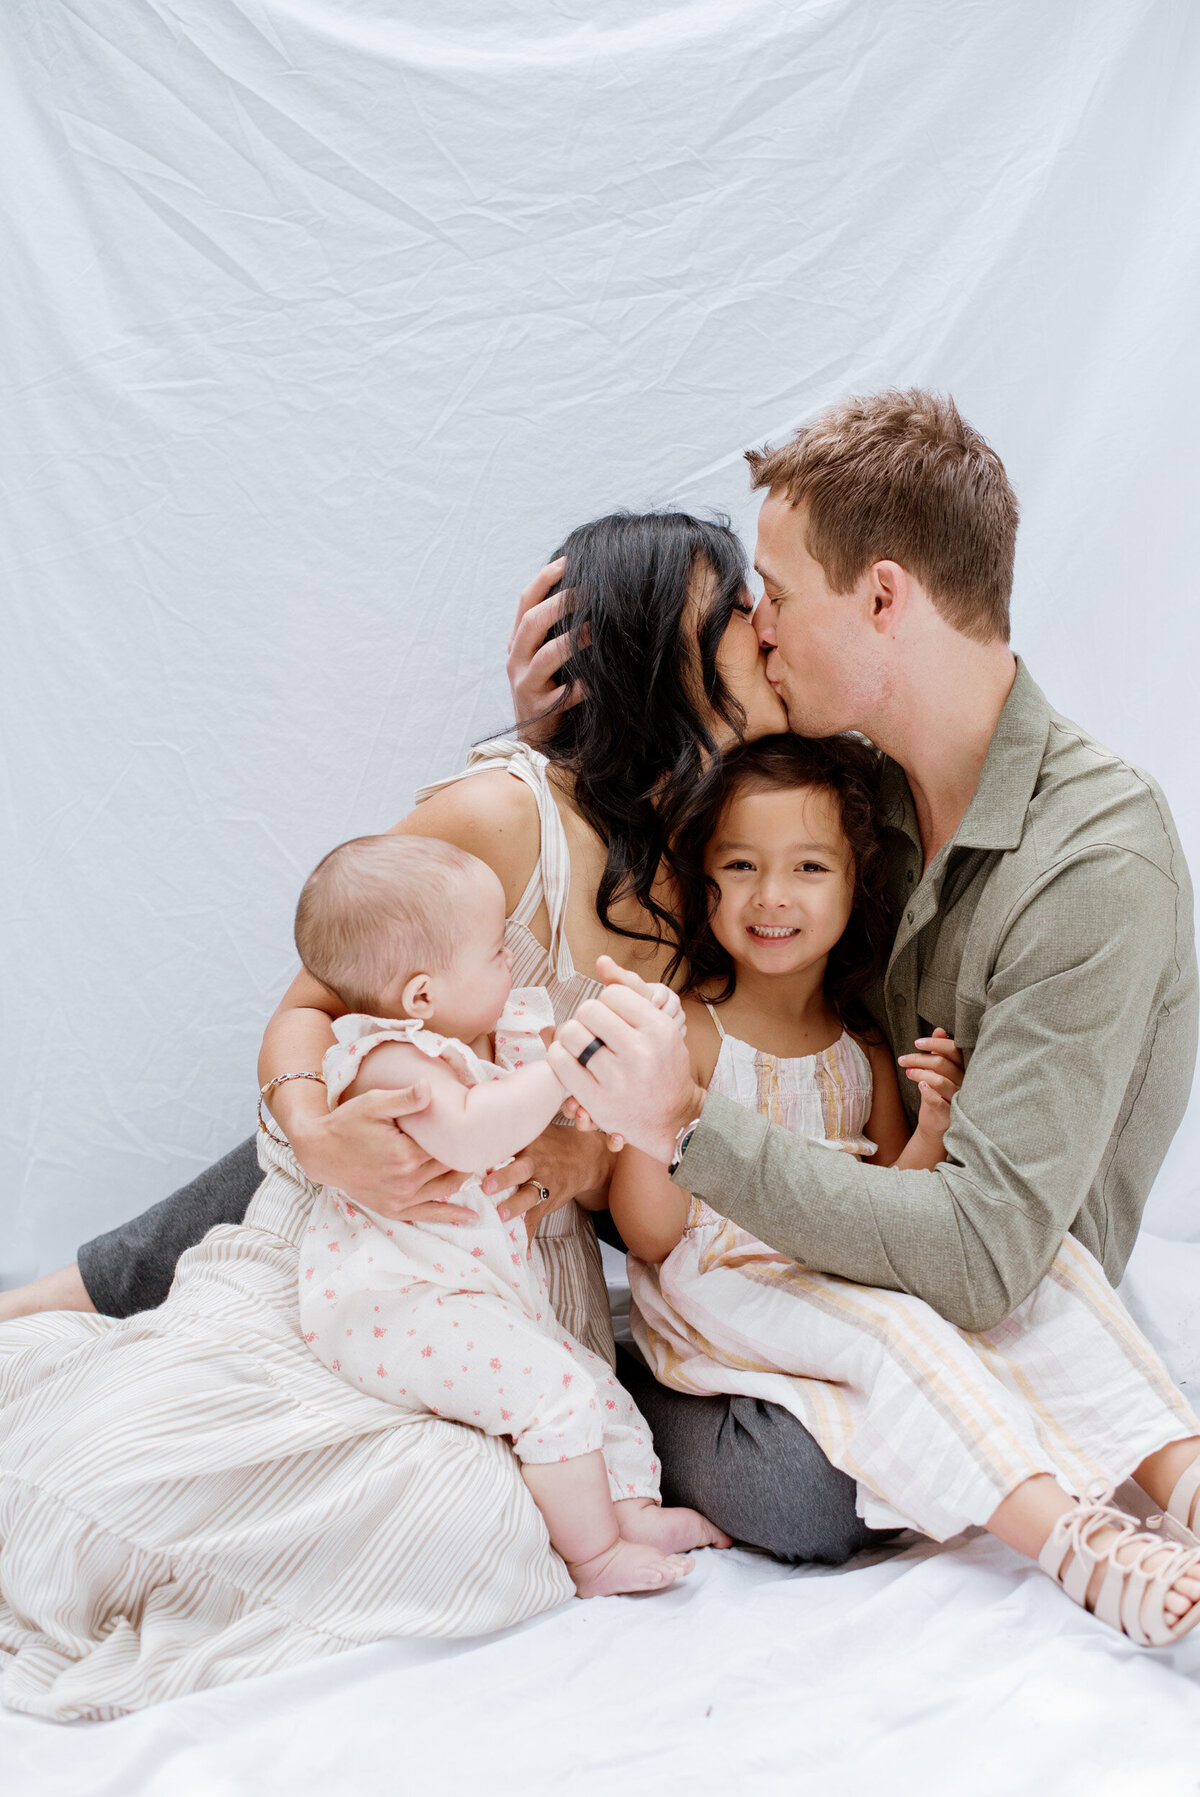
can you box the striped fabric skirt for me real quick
[0,1134,573,1721]
[630,1205,1200,1539]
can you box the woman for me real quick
[2,512,883,1570]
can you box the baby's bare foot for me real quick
[614,1498,733,1555]
[568,1537,694,1598]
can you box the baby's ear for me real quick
[400,972,436,1019]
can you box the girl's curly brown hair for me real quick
[665,733,897,1037]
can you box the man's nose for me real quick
[754,597,778,647]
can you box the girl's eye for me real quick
[721,859,755,872]
[798,862,828,874]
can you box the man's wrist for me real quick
[660,1085,706,1166]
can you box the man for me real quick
[549,389,1197,1334]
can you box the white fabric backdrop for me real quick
[4,0,1199,1282]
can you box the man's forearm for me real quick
[673,1093,1060,1333]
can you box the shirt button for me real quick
[907,910,914,924]
[907,871,915,883]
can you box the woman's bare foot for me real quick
[614,1497,733,1555]
[568,1537,694,1598]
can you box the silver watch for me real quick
[669,1116,701,1173]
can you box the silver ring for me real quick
[577,1035,606,1069]
[530,1181,550,1205]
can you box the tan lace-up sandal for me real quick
[1038,1501,1200,1648]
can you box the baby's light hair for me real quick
[295,834,482,1014]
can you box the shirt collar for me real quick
[878,657,1051,857]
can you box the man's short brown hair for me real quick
[745,389,1018,643]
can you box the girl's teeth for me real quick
[749,926,798,938]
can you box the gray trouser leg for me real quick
[78,1135,261,1318]
[615,1347,894,1565]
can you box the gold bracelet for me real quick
[258,1071,326,1148]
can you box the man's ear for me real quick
[867,559,909,634]
[400,973,436,1019]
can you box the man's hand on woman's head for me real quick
[287,1084,478,1224]
[507,558,584,746]
[548,956,706,1163]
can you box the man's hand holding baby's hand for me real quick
[552,965,687,1152]
[548,956,705,1163]
[897,1028,964,1153]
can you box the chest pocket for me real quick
[916,971,983,1063]
[915,969,957,1038]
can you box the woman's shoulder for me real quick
[389,769,541,911]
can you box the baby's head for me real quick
[670,733,894,1029]
[295,835,513,1040]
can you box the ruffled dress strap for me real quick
[493,987,555,1071]
[323,1013,495,1107]
[415,738,575,983]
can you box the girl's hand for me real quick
[913,1078,953,1148]
[897,1028,964,1104]
[288,1086,478,1224]
[898,1029,963,1158]
[506,558,583,746]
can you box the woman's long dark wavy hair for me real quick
[527,511,752,949]
[667,734,897,1036]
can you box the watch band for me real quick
[668,1115,701,1173]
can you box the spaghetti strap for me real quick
[703,1002,726,1038]
[414,738,576,983]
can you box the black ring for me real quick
[576,1035,606,1069]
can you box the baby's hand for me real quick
[643,981,687,1035]
[559,1094,625,1153]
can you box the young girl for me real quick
[292,831,729,1598]
[609,734,1200,1649]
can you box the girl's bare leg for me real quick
[1133,1433,1200,1527]
[987,1470,1200,1624]
[0,1263,94,1324]
[522,1452,694,1597]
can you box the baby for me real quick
[290,832,728,1597]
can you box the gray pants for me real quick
[79,1140,891,1565]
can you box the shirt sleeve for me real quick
[673,846,1184,1331]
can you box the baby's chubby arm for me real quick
[342,1044,565,1177]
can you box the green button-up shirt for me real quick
[674,661,1197,1330]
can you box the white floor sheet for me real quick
[3,1237,1198,1796]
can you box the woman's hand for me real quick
[288,1084,478,1224]
[482,1121,615,1232]
[506,558,583,746]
